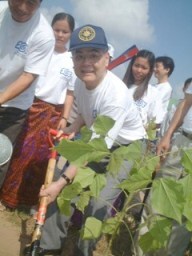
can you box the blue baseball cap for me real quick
[69,24,108,51]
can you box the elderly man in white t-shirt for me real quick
[0,0,55,185]
[35,24,146,256]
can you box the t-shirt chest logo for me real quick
[60,68,72,80]
[135,99,147,108]
[15,41,28,55]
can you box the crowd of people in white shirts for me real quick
[1,1,192,256]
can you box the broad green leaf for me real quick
[89,174,106,197]
[60,182,82,200]
[181,148,192,174]
[80,126,92,142]
[88,137,109,152]
[178,174,192,224]
[119,166,152,193]
[132,155,159,177]
[186,220,192,232]
[81,217,102,240]
[130,165,140,175]
[107,141,144,174]
[76,191,91,213]
[107,148,125,174]
[180,175,192,224]
[179,174,192,198]
[73,167,95,188]
[75,151,109,165]
[55,139,109,165]
[57,198,71,216]
[119,155,158,193]
[102,216,120,234]
[143,155,160,172]
[93,115,115,136]
[55,139,93,162]
[183,196,192,230]
[151,178,184,223]
[125,140,145,160]
[139,217,172,253]
[116,141,143,161]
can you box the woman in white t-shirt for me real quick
[0,13,76,210]
[123,49,164,131]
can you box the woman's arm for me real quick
[57,90,74,130]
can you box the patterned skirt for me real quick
[0,98,63,208]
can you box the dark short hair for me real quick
[155,56,175,77]
[183,77,192,92]
[51,13,75,32]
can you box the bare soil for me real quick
[0,209,134,256]
[0,210,34,256]
[0,209,191,256]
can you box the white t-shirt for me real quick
[0,7,55,109]
[0,2,8,12]
[182,83,192,134]
[153,81,172,119]
[128,84,164,127]
[35,51,76,105]
[74,71,146,149]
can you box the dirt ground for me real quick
[0,210,33,256]
[0,209,191,256]
[0,208,133,256]
[0,209,79,256]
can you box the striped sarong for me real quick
[0,98,63,208]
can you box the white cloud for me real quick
[70,0,154,52]
[68,0,154,77]
[41,0,154,78]
[41,6,66,24]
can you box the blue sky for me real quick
[1,0,191,99]
[149,1,192,98]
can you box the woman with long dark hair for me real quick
[123,49,164,129]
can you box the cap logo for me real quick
[78,26,96,42]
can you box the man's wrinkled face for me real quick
[8,0,41,22]
[72,48,109,90]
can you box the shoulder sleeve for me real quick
[0,5,8,16]
[24,30,55,76]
